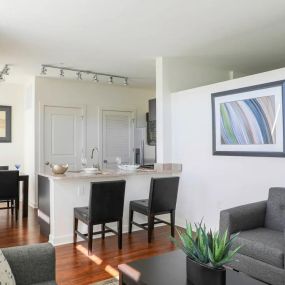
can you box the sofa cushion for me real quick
[231,227,284,268]
[265,187,285,231]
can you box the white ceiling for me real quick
[1,0,285,87]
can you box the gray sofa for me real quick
[1,243,56,285]
[220,187,285,285]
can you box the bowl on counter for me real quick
[118,164,140,172]
[50,164,69,175]
[81,167,100,174]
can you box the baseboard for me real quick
[50,223,169,246]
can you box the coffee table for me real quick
[120,250,266,285]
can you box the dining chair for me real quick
[0,171,19,219]
[129,176,180,243]
[0,166,10,208]
[0,166,9,170]
[74,180,126,255]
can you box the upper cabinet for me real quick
[148,99,156,121]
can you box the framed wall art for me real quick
[0,105,12,143]
[212,81,285,157]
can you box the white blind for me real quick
[103,111,133,164]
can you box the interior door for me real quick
[44,106,84,171]
[102,110,135,169]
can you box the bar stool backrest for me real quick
[0,171,19,200]
[89,180,126,224]
[0,166,9,170]
[148,177,180,214]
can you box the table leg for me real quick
[22,176,29,218]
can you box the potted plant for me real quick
[171,221,240,285]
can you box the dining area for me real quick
[0,165,29,219]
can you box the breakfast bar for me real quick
[37,164,182,246]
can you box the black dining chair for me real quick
[0,166,9,170]
[129,176,180,243]
[0,166,11,208]
[74,180,126,255]
[0,170,19,219]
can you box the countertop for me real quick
[38,167,181,181]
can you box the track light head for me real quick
[41,66,47,75]
[93,74,98,82]
[60,69,64,77]
[76,72,82,80]
[3,65,9,75]
[108,76,113,84]
[124,78,128,86]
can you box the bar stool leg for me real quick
[148,215,154,243]
[128,208,134,234]
[102,223,105,239]
[73,217,78,244]
[88,224,93,255]
[118,219,123,249]
[170,210,175,238]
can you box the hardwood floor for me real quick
[0,205,176,285]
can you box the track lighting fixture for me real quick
[41,66,47,75]
[40,64,128,86]
[0,65,10,82]
[76,71,82,80]
[93,74,98,82]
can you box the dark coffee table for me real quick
[121,250,266,285]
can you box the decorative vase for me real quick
[186,257,226,285]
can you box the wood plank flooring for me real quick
[0,205,176,285]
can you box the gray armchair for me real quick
[220,187,285,285]
[1,243,56,285]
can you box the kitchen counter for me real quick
[37,164,182,246]
[38,167,179,181]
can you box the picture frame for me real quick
[211,80,285,157]
[0,105,12,143]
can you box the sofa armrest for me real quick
[219,201,267,236]
[2,243,56,285]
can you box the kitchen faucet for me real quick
[91,147,100,170]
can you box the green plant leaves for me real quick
[171,220,240,269]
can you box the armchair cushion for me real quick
[231,227,284,269]
[265,187,285,231]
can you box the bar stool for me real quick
[73,180,126,255]
[129,176,180,243]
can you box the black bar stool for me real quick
[0,170,19,219]
[74,180,126,255]
[129,176,180,243]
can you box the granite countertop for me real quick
[38,164,182,181]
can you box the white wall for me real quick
[171,67,285,230]
[0,83,25,169]
[24,80,36,207]
[156,57,233,163]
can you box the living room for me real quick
[1,1,285,285]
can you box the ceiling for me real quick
[1,0,285,87]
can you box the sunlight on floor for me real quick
[76,244,103,265]
[105,265,119,279]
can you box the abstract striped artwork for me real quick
[220,95,276,145]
